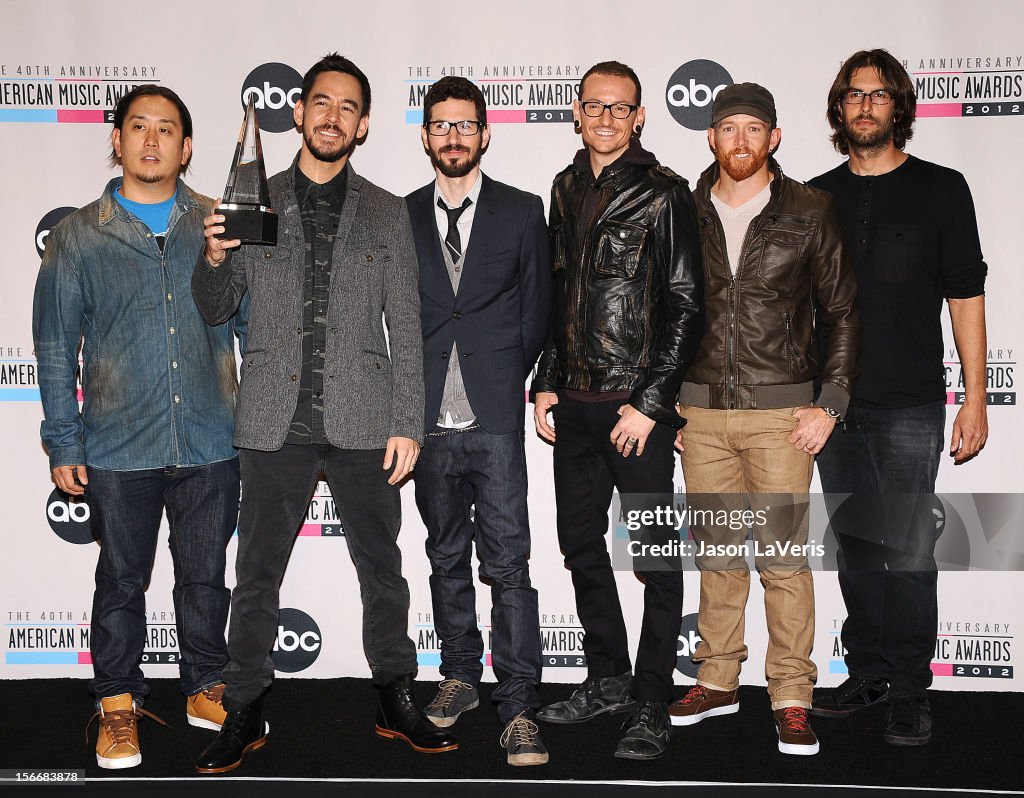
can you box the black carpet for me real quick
[1,678,1020,797]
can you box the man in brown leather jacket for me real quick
[669,84,859,757]
[531,61,704,761]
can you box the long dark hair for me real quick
[826,49,915,155]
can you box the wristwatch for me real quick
[821,406,842,420]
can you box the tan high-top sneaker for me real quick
[88,694,170,769]
[92,694,142,769]
[187,683,227,731]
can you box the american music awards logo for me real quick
[403,63,583,126]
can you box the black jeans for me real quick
[415,428,541,724]
[551,395,682,702]
[816,401,945,698]
[87,459,239,701]
[223,444,417,711]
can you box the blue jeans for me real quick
[816,401,944,698]
[87,459,240,701]
[414,428,541,724]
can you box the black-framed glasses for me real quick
[843,88,893,106]
[425,120,484,136]
[580,101,639,119]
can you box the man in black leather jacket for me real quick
[531,61,704,761]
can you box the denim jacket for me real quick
[32,177,239,470]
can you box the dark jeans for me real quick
[223,444,417,711]
[816,401,945,698]
[552,395,683,702]
[88,459,239,701]
[414,427,541,725]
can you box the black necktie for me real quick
[438,196,472,262]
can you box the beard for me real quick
[844,111,894,151]
[717,142,770,182]
[303,124,357,163]
[135,170,166,184]
[429,143,482,178]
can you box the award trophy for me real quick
[219,94,278,245]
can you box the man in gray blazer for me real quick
[191,53,457,773]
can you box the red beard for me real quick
[718,143,769,181]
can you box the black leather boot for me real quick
[195,693,268,773]
[375,675,459,753]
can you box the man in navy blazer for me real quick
[406,76,552,766]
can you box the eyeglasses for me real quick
[425,120,484,136]
[580,101,639,119]
[842,88,893,106]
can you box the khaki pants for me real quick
[679,406,817,709]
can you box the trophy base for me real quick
[220,203,278,245]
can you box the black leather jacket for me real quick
[533,143,704,428]
[679,159,859,414]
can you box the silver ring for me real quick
[626,437,638,446]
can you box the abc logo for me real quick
[675,612,703,678]
[241,63,303,133]
[35,207,78,258]
[665,60,734,131]
[271,607,322,673]
[45,488,96,545]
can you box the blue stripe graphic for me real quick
[0,389,41,401]
[7,651,79,664]
[0,109,57,123]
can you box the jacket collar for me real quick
[280,154,363,200]
[569,138,660,185]
[695,156,786,208]
[98,177,197,226]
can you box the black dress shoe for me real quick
[195,694,268,774]
[537,671,635,724]
[375,674,459,753]
[614,700,671,761]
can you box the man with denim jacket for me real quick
[192,54,457,774]
[32,85,240,770]
[670,83,859,756]
[531,61,704,761]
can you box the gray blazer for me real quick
[192,158,424,451]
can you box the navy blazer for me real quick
[407,174,552,435]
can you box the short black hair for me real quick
[826,49,916,155]
[109,84,192,167]
[423,76,487,126]
[300,53,371,115]
[579,61,642,105]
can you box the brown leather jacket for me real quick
[679,159,859,414]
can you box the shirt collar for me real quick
[433,171,483,210]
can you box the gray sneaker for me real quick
[537,671,635,724]
[500,712,549,766]
[423,679,479,727]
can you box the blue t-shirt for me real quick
[113,190,176,248]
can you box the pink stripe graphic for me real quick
[486,110,526,123]
[57,109,106,123]
[485,654,493,667]
[930,662,953,676]
[298,524,321,536]
[78,651,92,665]
[917,104,962,118]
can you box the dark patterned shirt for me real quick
[286,164,348,444]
